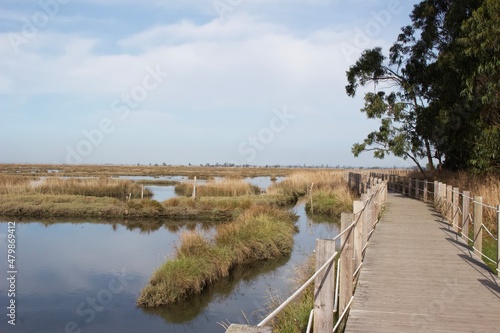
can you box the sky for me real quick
[0,0,421,167]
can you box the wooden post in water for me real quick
[314,239,336,333]
[141,184,144,200]
[473,196,483,256]
[339,213,354,316]
[462,191,470,242]
[453,188,459,232]
[191,176,197,200]
[309,183,314,214]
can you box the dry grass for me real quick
[270,256,316,333]
[0,175,38,194]
[0,175,152,199]
[268,170,357,217]
[0,163,294,179]
[36,177,152,198]
[175,179,261,197]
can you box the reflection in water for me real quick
[142,255,290,324]
[2,216,216,234]
[0,196,340,333]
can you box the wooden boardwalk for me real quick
[345,192,500,332]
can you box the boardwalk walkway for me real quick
[345,192,500,332]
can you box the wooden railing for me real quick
[369,172,500,276]
[224,173,387,333]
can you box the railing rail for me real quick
[255,172,388,332]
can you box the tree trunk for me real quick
[424,138,434,171]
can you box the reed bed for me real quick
[137,207,297,307]
[268,170,357,217]
[0,175,39,194]
[175,179,261,197]
[0,163,293,179]
[0,175,152,199]
[36,177,152,198]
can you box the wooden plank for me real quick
[344,193,500,333]
[314,239,336,333]
[226,324,271,333]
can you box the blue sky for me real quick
[0,0,421,167]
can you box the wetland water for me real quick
[0,178,338,333]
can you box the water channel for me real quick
[0,177,339,333]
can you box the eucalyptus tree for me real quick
[345,0,496,173]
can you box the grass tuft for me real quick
[137,206,297,307]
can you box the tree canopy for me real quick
[346,0,499,174]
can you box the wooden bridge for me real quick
[226,172,500,333]
[344,191,500,332]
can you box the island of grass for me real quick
[137,206,298,307]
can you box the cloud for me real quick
[0,1,417,166]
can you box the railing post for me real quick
[353,200,363,276]
[434,181,439,203]
[415,179,420,200]
[497,205,500,277]
[473,196,483,256]
[361,193,369,252]
[423,179,428,203]
[314,239,336,333]
[453,188,459,232]
[446,185,453,223]
[496,204,500,277]
[339,213,354,316]
[462,191,470,243]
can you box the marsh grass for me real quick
[0,163,294,179]
[267,171,357,217]
[0,175,152,199]
[175,179,261,197]
[0,175,38,194]
[305,186,356,217]
[270,255,315,333]
[137,206,298,307]
[36,177,152,198]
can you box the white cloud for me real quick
[0,1,417,166]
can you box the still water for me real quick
[0,192,339,333]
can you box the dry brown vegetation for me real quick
[175,179,261,197]
[0,175,151,198]
[267,170,358,217]
[0,163,293,179]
